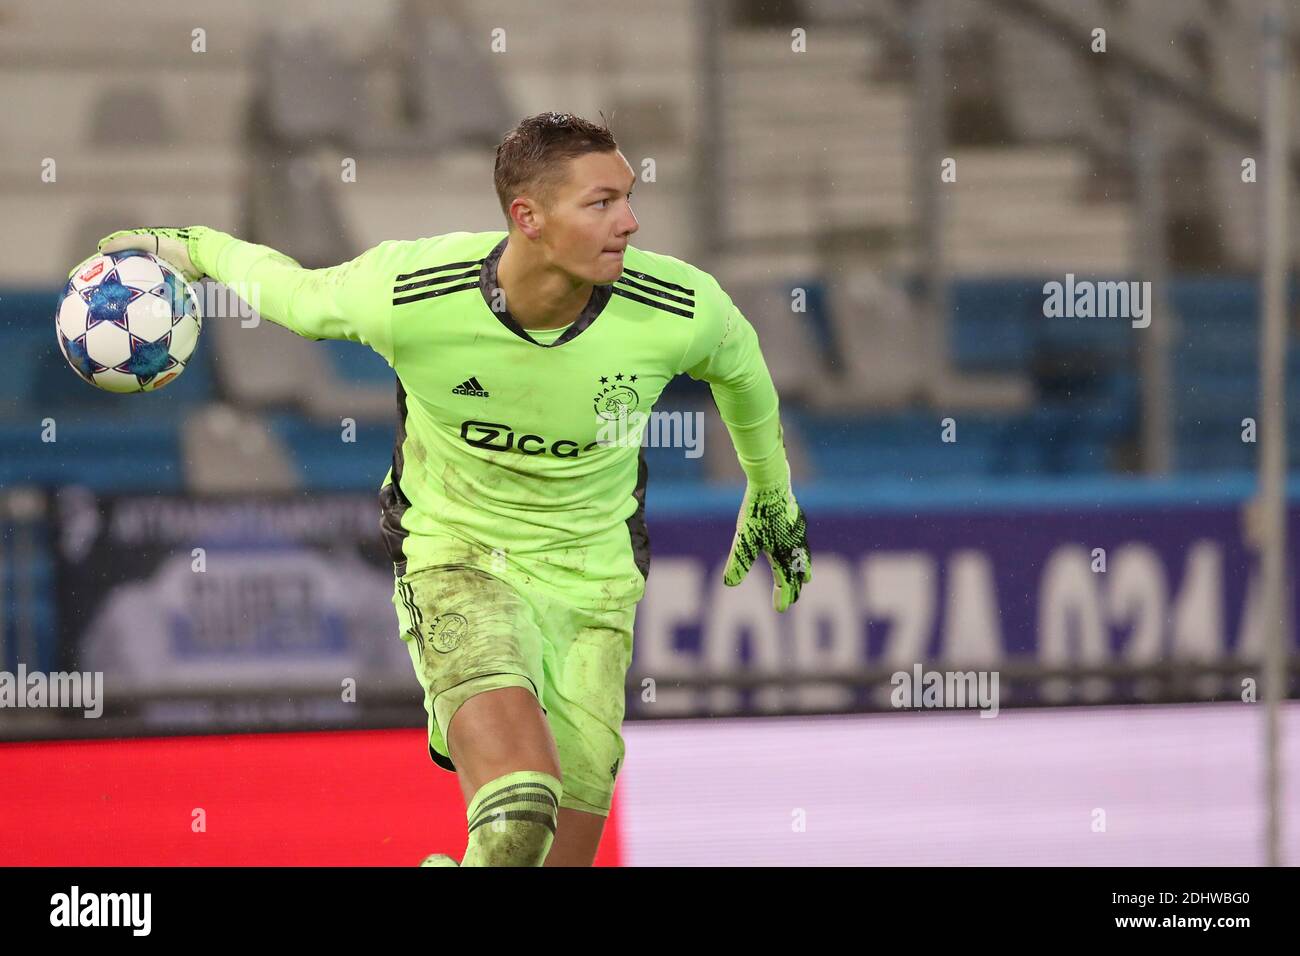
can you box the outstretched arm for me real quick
[95,226,397,365]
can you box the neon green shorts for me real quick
[392,565,635,816]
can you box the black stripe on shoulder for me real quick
[393,280,480,306]
[393,266,481,295]
[615,275,695,308]
[611,285,694,319]
[395,258,486,283]
[619,267,695,296]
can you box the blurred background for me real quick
[1,0,1298,865]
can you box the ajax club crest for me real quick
[594,373,640,421]
[427,612,468,654]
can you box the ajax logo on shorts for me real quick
[427,613,469,654]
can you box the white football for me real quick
[55,251,202,393]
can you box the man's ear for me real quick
[509,195,544,240]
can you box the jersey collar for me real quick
[478,236,614,348]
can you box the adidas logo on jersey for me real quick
[452,376,490,398]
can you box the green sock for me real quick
[461,770,562,867]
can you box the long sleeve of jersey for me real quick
[679,285,789,488]
[192,229,398,365]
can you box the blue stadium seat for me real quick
[950,278,1038,370]
[319,339,394,386]
[0,419,184,490]
[266,413,396,491]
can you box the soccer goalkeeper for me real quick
[96,111,812,867]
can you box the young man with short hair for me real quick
[97,111,812,867]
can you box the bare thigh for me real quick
[447,685,562,799]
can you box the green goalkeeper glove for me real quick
[723,478,812,612]
[88,226,211,282]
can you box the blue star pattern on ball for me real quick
[60,333,107,380]
[80,268,143,331]
[116,332,179,385]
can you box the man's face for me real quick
[530,149,639,284]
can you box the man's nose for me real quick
[619,204,639,236]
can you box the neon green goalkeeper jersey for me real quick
[193,229,787,608]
